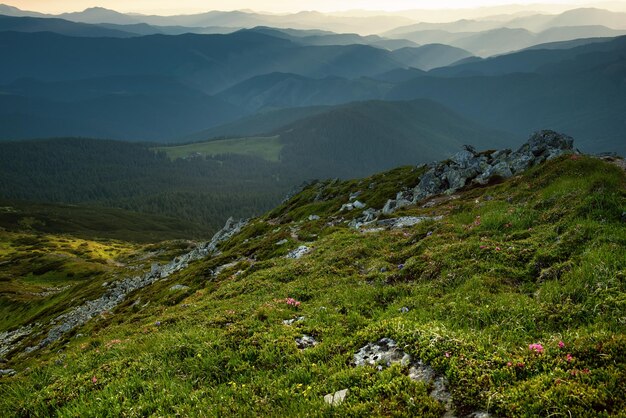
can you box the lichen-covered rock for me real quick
[354,338,411,368]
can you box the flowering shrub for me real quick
[285,297,301,307]
[528,343,544,354]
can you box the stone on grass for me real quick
[282,316,305,325]
[324,388,348,406]
[286,246,311,259]
[296,334,318,349]
[354,338,411,368]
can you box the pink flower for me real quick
[558,341,565,349]
[286,298,301,307]
[529,343,544,354]
[566,353,573,362]
[479,245,488,249]
[92,376,98,384]
[445,352,450,358]
[495,246,502,251]
[507,362,512,367]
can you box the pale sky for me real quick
[6,0,622,14]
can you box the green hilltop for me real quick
[0,133,625,417]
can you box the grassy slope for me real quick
[0,200,209,243]
[1,156,625,417]
[158,136,283,162]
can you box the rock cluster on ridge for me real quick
[380,130,575,215]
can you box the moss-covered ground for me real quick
[1,155,625,417]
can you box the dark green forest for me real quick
[0,138,289,233]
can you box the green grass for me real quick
[0,155,625,417]
[0,199,210,243]
[158,136,283,162]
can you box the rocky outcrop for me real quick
[354,339,492,418]
[383,130,575,214]
[2,217,247,358]
[0,325,34,358]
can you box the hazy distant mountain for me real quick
[215,72,392,112]
[384,8,626,56]
[58,7,142,25]
[0,31,411,94]
[0,76,244,141]
[245,27,418,50]
[387,24,626,57]
[370,68,427,83]
[0,3,45,17]
[4,4,415,35]
[507,8,626,31]
[390,44,473,70]
[96,22,236,36]
[384,19,501,36]
[386,36,626,154]
[433,35,626,76]
[0,15,136,37]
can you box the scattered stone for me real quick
[169,284,189,292]
[354,338,411,368]
[408,361,436,382]
[409,361,455,417]
[295,334,318,349]
[282,316,305,325]
[213,261,239,277]
[340,203,355,211]
[468,412,493,418]
[352,200,366,209]
[0,369,16,377]
[361,208,379,223]
[324,389,349,406]
[382,198,412,215]
[349,191,362,201]
[376,216,444,229]
[308,215,320,221]
[276,239,289,246]
[399,307,410,313]
[286,246,311,259]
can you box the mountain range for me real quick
[0,21,624,154]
